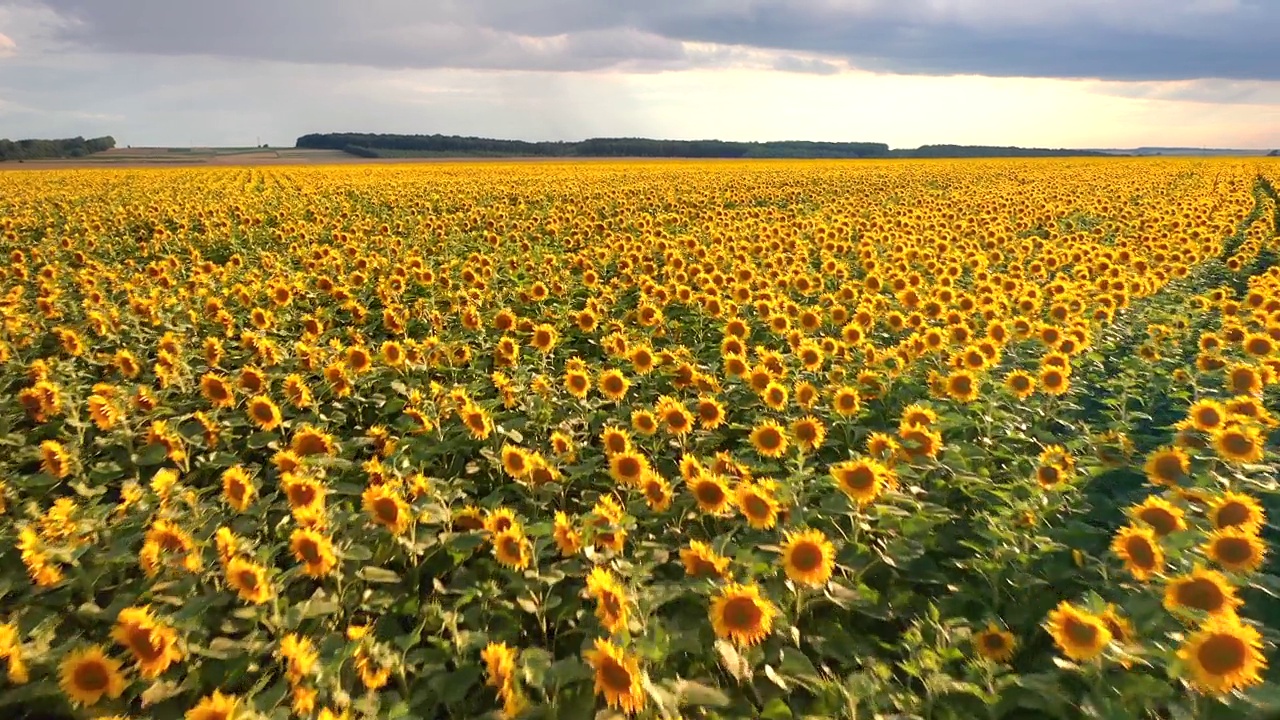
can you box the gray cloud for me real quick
[772,55,842,75]
[10,0,1278,80]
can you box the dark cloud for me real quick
[8,0,1280,80]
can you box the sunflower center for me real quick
[1221,432,1253,456]
[723,596,763,630]
[492,517,513,533]
[981,633,1007,651]
[498,535,521,558]
[790,542,823,573]
[1139,508,1178,535]
[1038,465,1061,486]
[1216,502,1250,528]
[743,494,771,518]
[1124,537,1156,569]
[601,592,623,618]
[374,498,400,524]
[617,458,641,479]
[1197,633,1248,675]
[757,429,782,450]
[237,570,260,589]
[289,484,317,508]
[695,482,726,506]
[1062,616,1099,647]
[600,658,633,691]
[796,423,817,443]
[1196,408,1222,427]
[843,466,875,492]
[73,660,110,692]
[1153,455,1186,482]
[1216,538,1253,565]
[1176,578,1225,611]
[298,539,322,564]
[128,627,165,661]
[252,404,274,422]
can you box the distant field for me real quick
[5,147,356,167]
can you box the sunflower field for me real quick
[2,158,1280,720]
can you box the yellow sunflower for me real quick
[830,458,892,506]
[1207,491,1265,532]
[1204,528,1267,574]
[363,485,411,535]
[749,420,789,459]
[112,606,182,678]
[710,582,776,646]
[1144,446,1190,487]
[1110,525,1164,581]
[226,556,272,604]
[584,638,645,716]
[1129,496,1186,537]
[290,527,338,578]
[780,528,835,587]
[186,690,240,720]
[1045,601,1111,662]
[587,567,629,633]
[735,481,780,529]
[1178,615,1267,695]
[58,645,125,707]
[689,473,732,514]
[1163,566,1242,619]
[681,540,731,579]
[974,623,1017,663]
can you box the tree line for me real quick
[296,133,1111,159]
[0,136,116,162]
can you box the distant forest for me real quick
[296,133,1111,159]
[0,136,116,162]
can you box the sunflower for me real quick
[780,528,835,587]
[749,421,788,459]
[1045,601,1111,661]
[1129,496,1186,537]
[945,370,980,402]
[598,369,630,401]
[1185,399,1227,432]
[501,444,532,479]
[1178,615,1267,695]
[898,423,942,462]
[291,425,336,457]
[86,394,121,431]
[226,556,272,604]
[493,528,532,570]
[281,472,326,514]
[587,567,629,633]
[291,528,338,578]
[681,541,731,578]
[246,395,282,431]
[974,623,1017,663]
[1204,528,1266,574]
[200,373,235,408]
[830,386,861,417]
[584,638,645,715]
[1207,492,1265,532]
[459,402,493,440]
[553,512,582,556]
[735,482,780,529]
[1101,604,1135,645]
[1039,367,1070,396]
[710,583,776,647]
[657,397,694,436]
[761,382,788,410]
[675,470,728,514]
[1144,446,1190,487]
[221,466,255,512]
[696,396,727,430]
[363,485,411,535]
[830,458,891,506]
[187,690,240,720]
[278,633,318,683]
[1226,363,1263,396]
[791,416,827,452]
[58,645,125,706]
[899,403,938,429]
[1212,422,1264,464]
[1163,566,1242,619]
[600,426,632,456]
[641,475,672,512]
[1000,369,1035,401]
[631,409,658,436]
[608,451,650,487]
[40,440,72,479]
[482,641,517,690]
[530,323,558,353]
[112,606,182,679]
[1110,525,1164,581]
[484,507,520,535]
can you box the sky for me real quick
[1,0,1278,149]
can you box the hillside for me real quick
[0,136,116,162]
[296,133,1111,159]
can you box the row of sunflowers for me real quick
[0,159,1278,719]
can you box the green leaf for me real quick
[357,566,401,583]
[760,698,794,719]
[247,431,278,449]
[674,680,730,707]
[135,443,170,466]
[521,647,553,689]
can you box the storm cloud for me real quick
[14,0,1280,80]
